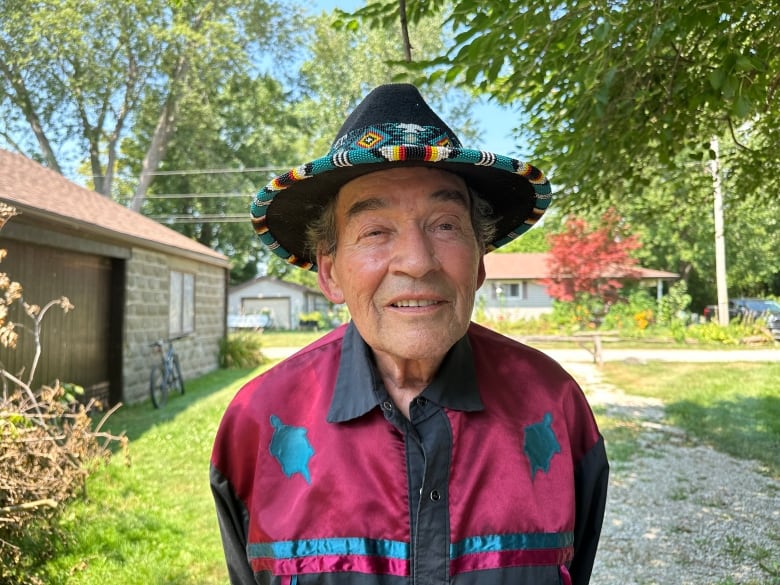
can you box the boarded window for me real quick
[169,270,195,336]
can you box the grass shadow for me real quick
[99,365,266,444]
[665,394,780,478]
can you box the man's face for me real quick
[317,167,486,364]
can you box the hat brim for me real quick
[251,148,552,271]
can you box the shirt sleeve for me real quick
[210,463,258,585]
[568,435,609,585]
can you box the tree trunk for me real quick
[128,57,188,213]
[129,5,211,213]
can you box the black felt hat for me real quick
[251,83,552,271]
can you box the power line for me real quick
[140,165,288,177]
[90,165,290,181]
[143,191,254,199]
[149,214,251,224]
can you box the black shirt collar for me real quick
[327,322,484,423]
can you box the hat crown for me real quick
[252,83,551,271]
[330,84,462,150]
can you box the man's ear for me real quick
[317,251,345,304]
[476,256,486,289]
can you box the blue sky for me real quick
[309,0,523,159]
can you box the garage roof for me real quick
[0,149,228,266]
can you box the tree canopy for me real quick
[344,0,780,304]
[0,0,296,205]
[346,0,779,203]
[2,0,778,303]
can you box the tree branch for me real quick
[398,0,412,62]
[0,43,61,173]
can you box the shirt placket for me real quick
[406,397,452,585]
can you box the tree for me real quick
[0,0,295,207]
[347,1,779,205]
[344,1,780,305]
[542,210,641,323]
[571,152,780,310]
[496,216,560,254]
[120,72,304,284]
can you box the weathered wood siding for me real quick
[0,239,113,401]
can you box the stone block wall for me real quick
[123,247,226,404]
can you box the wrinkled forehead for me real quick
[335,166,470,217]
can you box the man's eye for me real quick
[435,222,456,231]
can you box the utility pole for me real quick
[709,136,729,326]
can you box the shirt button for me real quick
[382,401,393,411]
[430,489,441,501]
[415,397,427,407]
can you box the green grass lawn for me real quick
[259,329,329,348]
[38,366,267,585]
[33,353,779,583]
[599,360,780,478]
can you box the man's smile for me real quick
[390,299,442,308]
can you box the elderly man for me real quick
[211,84,608,585]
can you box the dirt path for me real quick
[564,362,780,585]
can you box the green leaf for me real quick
[735,55,754,72]
[733,94,752,118]
[708,69,726,91]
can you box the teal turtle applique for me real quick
[523,412,561,479]
[269,415,315,484]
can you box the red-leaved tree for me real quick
[542,210,641,323]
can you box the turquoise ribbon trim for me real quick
[250,532,572,561]
[249,537,409,561]
[451,532,574,559]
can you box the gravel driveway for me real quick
[564,361,780,585]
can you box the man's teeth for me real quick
[393,299,438,307]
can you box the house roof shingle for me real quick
[0,149,228,266]
[483,252,679,281]
[229,275,323,296]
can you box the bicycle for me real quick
[149,336,186,408]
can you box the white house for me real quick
[477,253,679,320]
[228,276,330,330]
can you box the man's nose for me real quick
[390,226,441,277]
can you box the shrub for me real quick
[1,382,127,583]
[685,315,774,345]
[657,281,692,326]
[219,331,267,368]
[298,311,334,331]
[601,289,657,334]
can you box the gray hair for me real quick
[306,184,498,261]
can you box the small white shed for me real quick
[228,276,330,330]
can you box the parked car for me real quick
[706,298,780,340]
[731,298,780,339]
[702,303,737,321]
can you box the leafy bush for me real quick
[298,311,337,330]
[601,289,657,334]
[1,382,127,583]
[219,331,267,368]
[549,298,595,332]
[686,313,775,345]
[657,280,692,326]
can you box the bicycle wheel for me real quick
[150,364,168,408]
[170,355,185,396]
